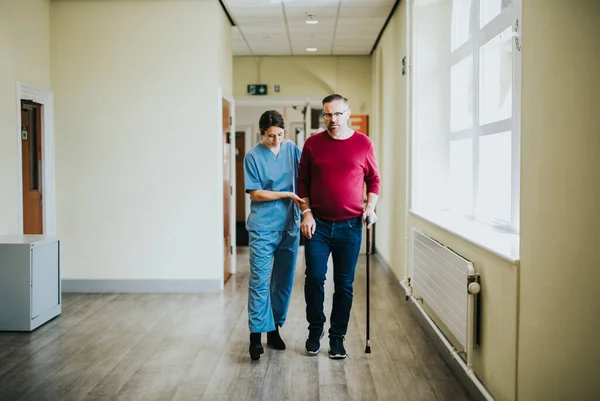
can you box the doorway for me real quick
[235,131,248,246]
[17,83,55,235]
[20,101,44,234]
[17,83,56,236]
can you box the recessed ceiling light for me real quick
[306,47,317,52]
[306,12,318,24]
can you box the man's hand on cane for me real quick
[363,207,377,229]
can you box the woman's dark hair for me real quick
[259,110,285,135]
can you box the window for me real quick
[412,0,521,235]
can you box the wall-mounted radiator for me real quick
[410,228,481,365]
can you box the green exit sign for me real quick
[247,84,267,95]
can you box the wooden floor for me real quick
[0,247,471,401]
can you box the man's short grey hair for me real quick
[322,94,348,105]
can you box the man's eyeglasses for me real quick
[322,110,348,119]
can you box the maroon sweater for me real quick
[297,130,381,221]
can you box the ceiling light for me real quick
[305,13,318,24]
[306,47,317,52]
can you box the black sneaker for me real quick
[267,326,286,350]
[305,328,324,355]
[249,333,264,361]
[328,336,347,359]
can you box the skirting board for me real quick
[62,279,221,293]
[374,253,490,401]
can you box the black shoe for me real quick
[305,328,324,355]
[328,336,347,359]
[267,326,286,350]
[249,333,264,361]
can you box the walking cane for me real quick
[365,216,372,354]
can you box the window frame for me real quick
[447,0,522,233]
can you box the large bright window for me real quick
[412,0,521,235]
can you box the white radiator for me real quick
[411,228,480,357]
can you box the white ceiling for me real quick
[221,0,397,56]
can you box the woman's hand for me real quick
[301,213,316,239]
[287,192,305,208]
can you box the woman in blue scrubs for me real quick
[244,110,303,361]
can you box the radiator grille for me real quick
[411,228,472,350]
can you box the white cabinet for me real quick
[0,235,61,331]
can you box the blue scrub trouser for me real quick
[248,229,299,333]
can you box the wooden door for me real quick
[235,131,248,246]
[21,102,43,234]
[349,114,369,136]
[223,99,232,283]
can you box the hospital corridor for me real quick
[1,0,599,400]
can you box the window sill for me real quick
[409,209,520,264]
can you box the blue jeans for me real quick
[304,216,363,338]
[248,229,299,333]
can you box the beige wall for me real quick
[50,0,232,281]
[0,0,51,235]
[371,1,408,282]
[233,56,372,116]
[218,9,233,97]
[518,0,600,399]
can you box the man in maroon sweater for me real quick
[297,94,381,359]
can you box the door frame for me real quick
[219,88,236,287]
[16,82,56,235]
[242,125,252,221]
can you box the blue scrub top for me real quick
[244,140,302,232]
